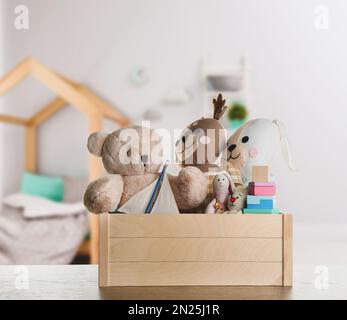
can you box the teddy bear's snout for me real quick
[228,144,237,152]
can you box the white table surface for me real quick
[0,223,346,300]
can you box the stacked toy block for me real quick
[243,166,280,214]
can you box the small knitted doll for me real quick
[205,173,235,214]
[227,185,248,214]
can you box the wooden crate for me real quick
[99,213,292,287]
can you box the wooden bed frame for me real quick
[0,57,130,264]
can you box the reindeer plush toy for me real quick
[176,93,228,173]
[175,94,232,212]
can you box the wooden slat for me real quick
[0,57,32,96]
[109,238,282,262]
[90,215,99,264]
[283,214,293,286]
[108,262,283,286]
[0,114,28,126]
[99,213,109,287]
[108,214,283,238]
[25,126,37,172]
[89,115,103,264]
[30,59,97,117]
[53,70,79,87]
[77,85,130,127]
[28,97,66,126]
[77,240,90,257]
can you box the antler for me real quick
[213,93,227,120]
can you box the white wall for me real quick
[1,0,346,223]
[0,0,5,206]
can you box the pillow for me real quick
[21,172,64,202]
[63,176,88,203]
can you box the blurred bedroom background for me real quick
[0,0,346,265]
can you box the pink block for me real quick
[252,182,275,187]
[252,186,276,196]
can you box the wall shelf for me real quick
[202,57,248,131]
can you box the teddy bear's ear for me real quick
[87,132,109,157]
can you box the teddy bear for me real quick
[83,125,208,214]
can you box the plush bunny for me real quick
[205,172,235,214]
[226,119,296,183]
[226,185,248,214]
[84,126,208,213]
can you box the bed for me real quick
[0,177,89,264]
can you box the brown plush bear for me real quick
[83,126,207,214]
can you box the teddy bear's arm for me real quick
[169,166,208,211]
[83,175,124,214]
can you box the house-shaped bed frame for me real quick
[0,57,130,264]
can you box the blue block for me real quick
[247,200,274,209]
[243,208,280,214]
[247,196,275,209]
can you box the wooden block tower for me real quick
[243,165,280,214]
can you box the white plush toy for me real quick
[205,172,235,214]
[226,119,296,183]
